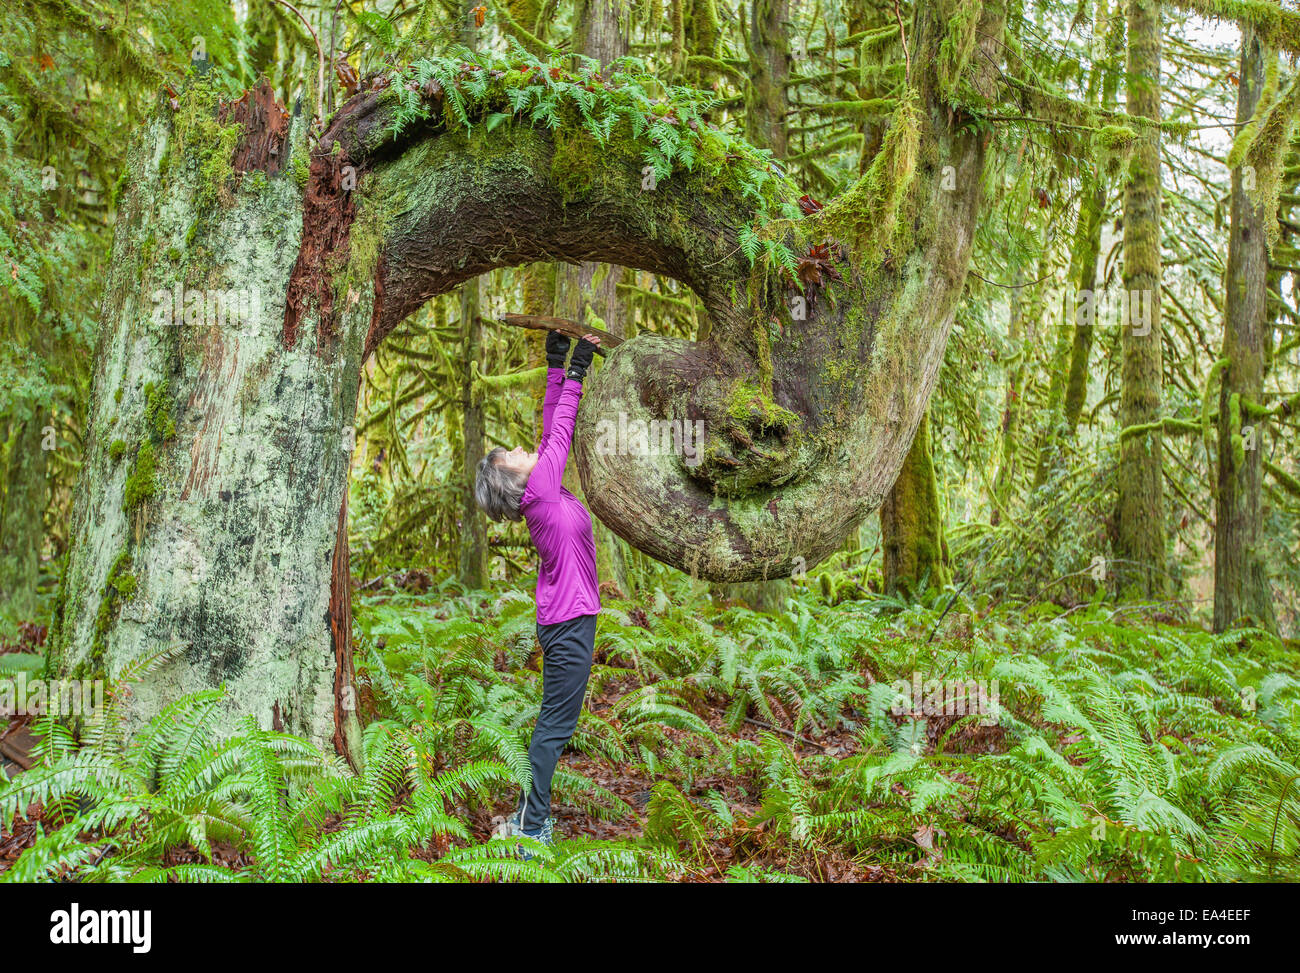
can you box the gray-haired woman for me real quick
[475,329,603,857]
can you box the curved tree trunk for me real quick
[54,5,1005,749]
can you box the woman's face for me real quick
[498,445,538,478]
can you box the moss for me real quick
[171,79,244,211]
[749,315,776,393]
[123,440,157,512]
[1229,392,1246,469]
[1095,124,1139,149]
[291,152,311,188]
[108,439,127,461]
[111,572,138,600]
[935,0,984,99]
[110,167,130,209]
[331,178,393,312]
[551,127,605,202]
[820,94,921,270]
[727,379,801,430]
[92,551,135,661]
[143,380,176,441]
[113,387,124,404]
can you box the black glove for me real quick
[545,330,571,369]
[566,337,598,383]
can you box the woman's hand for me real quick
[566,334,601,383]
[545,329,571,369]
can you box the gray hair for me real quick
[475,446,528,522]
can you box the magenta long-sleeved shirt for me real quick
[520,368,602,625]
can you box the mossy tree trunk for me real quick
[1115,0,1167,599]
[50,83,366,757]
[0,414,49,621]
[1215,26,1278,634]
[55,4,1005,751]
[990,264,1028,525]
[1062,178,1108,435]
[881,409,949,598]
[745,0,790,160]
[1063,16,1123,437]
[458,279,488,588]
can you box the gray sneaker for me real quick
[516,816,554,861]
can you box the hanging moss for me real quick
[1228,56,1300,254]
[935,0,984,99]
[819,93,921,271]
[1181,0,1300,56]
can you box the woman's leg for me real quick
[517,612,598,833]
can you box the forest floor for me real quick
[1,578,1298,882]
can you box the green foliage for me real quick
[7,579,1297,883]
[382,44,802,263]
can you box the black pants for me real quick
[517,612,598,832]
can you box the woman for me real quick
[474,329,603,853]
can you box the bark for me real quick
[881,410,949,598]
[1062,179,1107,434]
[1215,27,1279,634]
[990,264,1029,524]
[1115,0,1167,599]
[458,279,488,588]
[574,0,628,63]
[0,415,49,621]
[55,6,1005,749]
[745,0,791,160]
